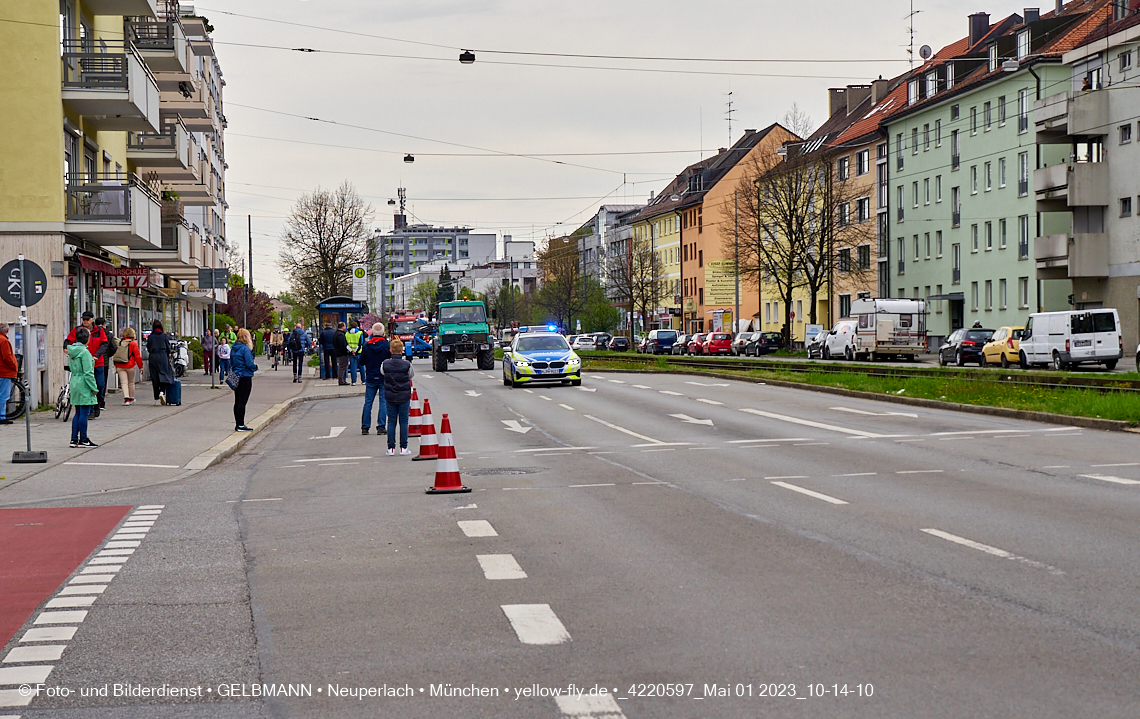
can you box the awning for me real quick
[77,255,115,274]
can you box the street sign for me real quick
[1,259,47,308]
[352,264,368,301]
[197,267,229,289]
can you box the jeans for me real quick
[95,365,106,407]
[322,349,335,379]
[292,352,304,379]
[152,378,168,401]
[218,358,230,377]
[386,399,410,449]
[233,376,252,428]
[361,381,386,430]
[71,404,92,441]
[0,377,11,419]
[347,354,360,383]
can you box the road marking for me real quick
[608,379,626,384]
[771,481,849,505]
[896,438,926,443]
[568,483,616,487]
[725,438,809,444]
[631,384,652,389]
[641,448,676,453]
[318,462,360,467]
[502,420,532,434]
[583,415,665,445]
[0,664,54,684]
[669,413,714,426]
[45,596,96,609]
[421,374,433,379]
[515,446,595,453]
[500,604,571,645]
[80,565,120,574]
[1091,462,1140,468]
[764,475,808,480]
[225,498,284,503]
[309,426,346,440]
[631,442,692,448]
[476,554,527,580]
[794,442,829,446]
[695,398,724,405]
[64,462,180,468]
[34,611,87,624]
[659,390,684,396]
[559,404,575,411]
[457,520,498,537]
[739,408,883,438]
[938,437,973,441]
[921,528,1065,574]
[455,504,477,509]
[897,470,943,474]
[989,434,1031,439]
[631,481,664,485]
[555,693,628,718]
[1079,474,1140,486]
[1040,465,1070,469]
[930,429,1023,436]
[831,407,918,418]
[465,390,482,397]
[577,387,597,392]
[292,456,371,463]
[686,381,729,387]
[58,585,106,595]
[20,627,76,642]
[833,472,878,477]
[4,645,66,663]
[523,388,534,393]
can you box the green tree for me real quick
[457,286,477,301]
[436,265,455,305]
[582,281,620,332]
[409,279,438,316]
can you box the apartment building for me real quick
[374,220,497,311]
[574,204,643,290]
[619,196,682,332]
[884,4,1110,347]
[0,0,229,401]
[1035,2,1140,351]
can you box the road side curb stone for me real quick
[588,367,1138,434]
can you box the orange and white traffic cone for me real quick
[408,387,422,437]
[412,398,438,461]
[426,413,470,493]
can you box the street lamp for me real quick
[459,50,475,64]
[403,154,415,163]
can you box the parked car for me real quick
[703,332,733,355]
[571,335,597,351]
[731,332,755,355]
[806,329,828,359]
[687,333,707,355]
[609,336,631,352]
[938,327,995,366]
[592,333,613,350]
[1019,309,1123,370]
[980,326,1025,368]
[672,334,689,355]
[743,332,783,357]
[644,329,679,355]
[822,320,859,360]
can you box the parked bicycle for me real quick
[54,363,71,421]
[5,356,27,422]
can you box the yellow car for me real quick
[980,326,1025,368]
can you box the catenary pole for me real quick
[734,190,740,335]
[245,215,251,330]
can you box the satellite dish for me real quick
[919,45,933,60]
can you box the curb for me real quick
[587,367,1139,434]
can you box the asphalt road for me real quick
[5,361,1140,718]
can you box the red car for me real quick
[703,332,733,355]
[687,333,707,355]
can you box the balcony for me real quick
[1034,232,1109,280]
[158,77,213,129]
[127,120,194,174]
[82,0,156,16]
[61,41,160,132]
[1034,90,1110,141]
[132,204,201,280]
[127,18,189,74]
[164,158,217,205]
[1034,162,1109,212]
[64,173,162,249]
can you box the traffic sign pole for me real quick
[13,254,46,463]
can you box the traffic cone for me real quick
[412,398,438,461]
[426,413,470,494]
[408,387,422,437]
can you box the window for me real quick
[970,106,978,135]
[936,284,944,313]
[837,156,850,181]
[1018,89,1029,133]
[908,79,919,105]
[838,248,851,272]
[950,104,960,120]
[936,175,942,202]
[698,249,703,267]
[1121,197,1133,218]
[857,244,871,270]
[999,157,1007,187]
[989,45,998,72]
[999,218,1007,249]
[923,178,930,205]
[971,165,978,194]
[897,238,905,275]
[912,127,919,155]
[839,294,851,319]
[936,119,942,147]
[984,162,992,191]
[856,149,870,176]
[985,280,993,310]
[952,243,962,284]
[796,300,802,321]
[971,282,980,311]
[856,197,870,223]
[951,187,961,227]
[838,202,851,226]
[1019,277,1029,309]
[971,224,979,252]
[877,162,888,206]
[985,221,993,251]
[1018,215,1030,259]
[897,133,904,170]
[1121,124,1132,144]
[948,65,956,89]
[1121,51,1133,72]
[999,278,1008,309]
[936,230,943,257]
[984,101,992,131]
[924,123,930,150]
[1018,152,1029,196]
[897,185,904,222]
[912,181,919,208]
[913,234,920,261]
[926,71,938,98]
[698,288,703,305]
[951,130,960,169]
[924,232,931,259]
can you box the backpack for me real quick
[100,330,117,358]
[112,338,131,364]
[288,329,303,352]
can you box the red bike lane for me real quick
[0,506,131,648]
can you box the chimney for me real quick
[969,12,991,47]
[1055,0,1063,14]
[871,77,891,104]
[649,190,655,201]
[846,84,872,115]
[1024,7,1040,23]
[829,88,847,117]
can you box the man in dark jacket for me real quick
[319,323,336,380]
[360,323,391,435]
[333,322,350,385]
[382,339,414,455]
[287,323,310,383]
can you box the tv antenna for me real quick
[726,91,735,144]
[905,0,922,69]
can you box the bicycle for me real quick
[54,364,71,421]
[5,356,27,422]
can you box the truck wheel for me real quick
[1105,360,1118,371]
[477,349,495,370]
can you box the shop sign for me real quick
[103,266,150,289]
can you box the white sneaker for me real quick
[159,393,166,405]
[399,448,411,456]
[154,400,162,406]
[386,448,395,456]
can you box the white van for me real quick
[1019,309,1123,370]
[849,296,927,360]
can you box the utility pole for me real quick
[734,190,740,335]
[245,215,251,330]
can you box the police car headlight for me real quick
[514,358,530,367]
[567,357,581,366]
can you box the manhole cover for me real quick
[465,467,544,476]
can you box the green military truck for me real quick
[432,300,496,372]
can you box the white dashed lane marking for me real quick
[921,528,1065,575]
[559,404,575,411]
[457,520,498,537]
[1079,474,1140,486]
[770,482,849,505]
[501,604,571,645]
[476,554,527,580]
[555,693,628,718]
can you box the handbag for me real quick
[225,369,240,391]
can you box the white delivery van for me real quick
[1018,309,1123,370]
[849,295,927,361]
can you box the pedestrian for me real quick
[202,330,215,375]
[319,323,336,380]
[287,322,310,383]
[382,338,414,456]
[262,329,271,357]
[334,322,349,385]
[0,323,17,425]
[216,336,231,377]
[360,323,391,435]
[65,312,108,417]
[112,327,142,406]
[222,324,237,345]
[231,328,258,432]
[345,320,364,386]
[67,327,99,447]
[146,319,175,405]
[91,317,115,414]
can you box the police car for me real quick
[502,327,582,388]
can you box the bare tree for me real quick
[277,182,374,309]
[535,238,589,331]
[782,103,815,139]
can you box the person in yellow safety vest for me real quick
[345,320,365,386]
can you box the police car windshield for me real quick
[516,335,569,352]
[439,306,486,324]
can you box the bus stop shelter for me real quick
[316,296,368,330]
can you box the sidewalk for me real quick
[0,359,364,505]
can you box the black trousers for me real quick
[292,352,304,378]
[322,349,335,379]
[152,378,167,401]
[233,376,252,427]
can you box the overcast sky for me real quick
[207,0,1041,294]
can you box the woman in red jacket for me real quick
[112,327,143,406]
